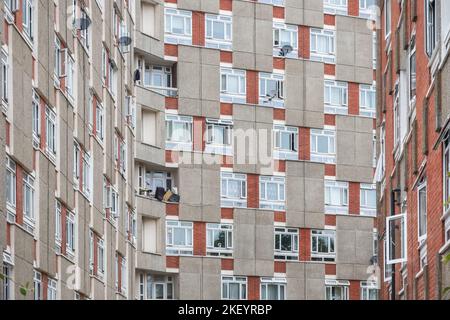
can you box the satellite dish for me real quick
[279,45,293,57]
[74,17,91,31]
[118,36,132,47]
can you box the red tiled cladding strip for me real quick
[299,127,310,161]
[348,0,360,17]
[324,14,336,26]
[325,215,337,226]
[3,20,9,45]
[220,0,233,11]
[273,57,285,70]
[324,63,336,76]
[193,117,206,152]
[192,12,205,47]
[349,182,360,215]
[273,108,285,121]
[220,103,233,116]
[193,222,206,256]
[247,174,259,209]
[325,264,337,276]
[220,51,233,63]
[324,114,336,126]
[274,211,286,223]
[166,203,179,216]
[248,277,261,300]
[348,82,360,115]
[325,164,336,177]
[166,256,180,269]
[274,261,286,274]
[166,97,178,110]
[299,229,311,261]
[273,6,285,19]
[274,160,286,173]
[221,259,234,271]
[6,223,11,246]
[349,280,361,300]
[246,70,259,105]
[164,44,178,57]
[298,26,310,59]
[14,4,23,32]
[5,120,10,147]
[221,208,234,220]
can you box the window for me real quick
[393,81,400,147]
[33,271,42,300]
[418,180,427,244]
[115,136,127,176]
[259,0,285,6]
[205,14,232,50]
[79,8,90,51]
[360,83,376,118]
[273,22,298,57]
[222,276,247,300]
[139,170,173,195]
[386,213,407,264]
[6,156,16,212]
[138,274,174,300]
[274,227,298,260]
[206,118,233,155]
[32,90,40,147]
[310,28,335,63]
[260,278,286,300]
[221,172,247,208]
[73,142,80,183]
[2,263,12,300]
[96,102,104,141]
[259,72,284,108]
[23,173,35,230]
[164,8,192,45]
[54,35,61,84]
[144,65,172,89]
[360,184,376,216]
[372,31,377,69]
[324,80,348,115]
[273,125,298,160]
[166,221,193,255]
[66,53,75,99]
[425,0,436,57]
[110,188,119,221]
[55,202,62,247]
[260,176,286,211]
[409,38,417,108]
[142,218,158,253]
[1,49,9,109]
[323,0,348,15]
[97,237,105,277]
[206,224,233,257]
[311,230,336,262]
[359,0,377,19]
[325,280,349,300]
[22,0,34,42]
[47,278,57,300]
[165,115,193,151]
[45,106,57,158]
[66,211,76,255]
[82,152,91,198]
[384,0,391,39]
[220,68,246,104]
[311,129,336,164]
[325,180,348,214]
[120,256,127,294]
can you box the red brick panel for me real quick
[221,259,234,271]
[299,229,311,261]
[220,103,233,115]
[193,222,206,256]
[324,114,336,126]
[5,120,10,147]
[247,174,259,209]
[166,256,180,269]
[246,71,259,105]
[348,82,360,115]
[325,215,337,226]
[193,117,205,152]
[274,211,286,223]
[192,12,205,47]
[299,127,311,161]
[165,150,179,163]
[349,280,360,300]
[165,97,178,110]
[348,0,360,17]
[349,182,360,215]
[220,0,232,11]
[273,108,286,121]
[273,57,285,70]
[221,155,234,169]
[166,203,179,216]
[273,6,285,19]
[324,63,336,76]
[220,51,233,63]
[274,160,286,173]
[221,208,234,220]
[324,14,336,26]
[274,261,286,274]
[165,0,177,3]
[325,164,336,177]
[164,44,178,57]
[325,264,337,276]
[248,277,261,300]
[298,26,310,59]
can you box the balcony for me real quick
[135,30,165,61]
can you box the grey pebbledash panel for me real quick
[336,215,374,280]
[232,1,273,72]
[285,0,324,28]
[177,0,220,14]
[286,263,326,300]
[336,115,374,183]
[286,161,325,229]
[336,15,373,85]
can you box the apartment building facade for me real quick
[1,0,379,300]
[377,0,450,300]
